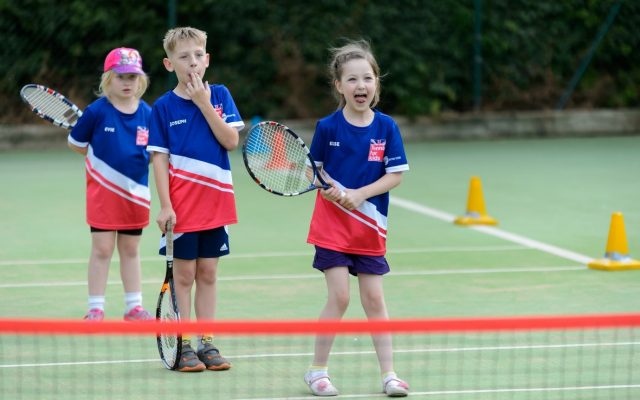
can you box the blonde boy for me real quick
[147,27,244,372]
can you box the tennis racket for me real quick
[242,121,335,196]
[156,220,181,370]
[19,84,83,130]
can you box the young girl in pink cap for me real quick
[68,47,153,322]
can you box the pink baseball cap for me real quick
[103,47,145,74]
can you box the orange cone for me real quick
[588,212,640,271]
[454,176,498,226]
[266,131,292,169]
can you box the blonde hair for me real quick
[328,39,381,109]
[97,70,149,99]
[163,26,207,55]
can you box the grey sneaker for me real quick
[197,342,231,371]
[177,343,206,372]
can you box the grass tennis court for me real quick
[1,136,639,399]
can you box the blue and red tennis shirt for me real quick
[147,84,244,233]
[307,109,409,256]
[68,97,152,230]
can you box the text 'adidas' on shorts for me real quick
[160,226,230,260]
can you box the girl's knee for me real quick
[118,246,139,260]
[117,238,141,259]
[92,244,114,261]
[361,293,386,313]
[331,292,350,312]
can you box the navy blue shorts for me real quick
[312,246,390,276]
[160,226,230,260]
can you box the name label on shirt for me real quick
[169,119,187,127]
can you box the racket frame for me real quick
[156,221,182,370]
[242,121,330,196]
[19,84,83,130]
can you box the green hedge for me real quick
[1,0,638,123]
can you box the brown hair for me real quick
[328,39,381,109]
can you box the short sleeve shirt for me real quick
[68,97,151,230]
[147,84,244,233]
[307,109,409,256]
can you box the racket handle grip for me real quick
[165,220,174,258]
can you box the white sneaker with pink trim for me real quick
[383,375,409,397]
[304,371,339,396]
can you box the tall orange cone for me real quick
[588,212,640,271]
[266,131,293,169]
[454,176,498,226]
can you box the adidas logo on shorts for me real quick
[219,243,228,251]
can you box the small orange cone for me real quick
[266,130,293,169]
[454,176,498,226]
[588,212,640,271]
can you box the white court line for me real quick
[391,197,593,265]
[390,265,583,277]
[3,342,638,399]
[3,340,637,368]
[236,384,640,400]
[0,245,527,267]
[0,266,584,289]
[0,198,591,290]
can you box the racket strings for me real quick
[244,124,313,194]
[23,88,77,123]
[158,289,179,367]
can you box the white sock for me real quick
[307,365,329,377]
[124,292,142,312]
[88,296,105,311]
[383,371,398,381]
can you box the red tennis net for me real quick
[1,313,639,399]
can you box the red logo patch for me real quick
[368,139,386,162]
[214,105,223,118]
[136,126,149,146]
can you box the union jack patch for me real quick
[136,126,149,146]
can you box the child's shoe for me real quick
[83,308,104,321]
[123,305,154,321]
[304,370,339,396]
[177,343,206,372]
[383,375,409,397]
[197,342,231,371]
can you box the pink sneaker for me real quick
[83,308,104,321]
[123,305,154,321]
